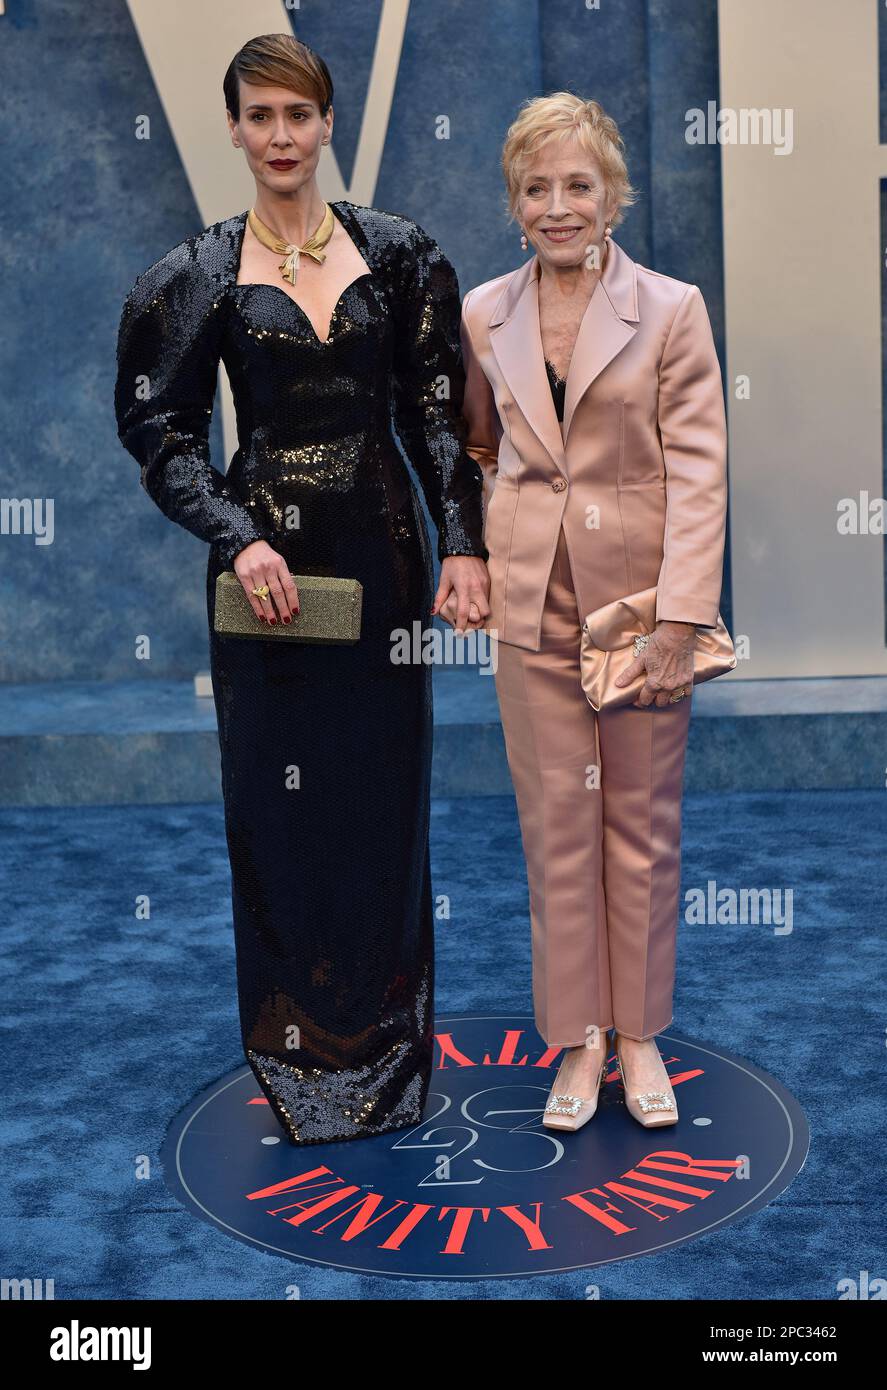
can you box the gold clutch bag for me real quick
[579,585,736,711]
[213,571,363,644]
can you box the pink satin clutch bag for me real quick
[579,586,737,711]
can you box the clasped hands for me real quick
[432,555,491,634]
[615,620,697,708]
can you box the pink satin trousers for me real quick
[492,524,693,1044]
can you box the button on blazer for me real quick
[459,234,728,650]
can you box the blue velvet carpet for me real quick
[1,789,883,1300]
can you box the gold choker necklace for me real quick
[247,204,335,286]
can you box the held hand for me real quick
[432,555,491,636]
[614,620,697,708]
[234,540,300,625]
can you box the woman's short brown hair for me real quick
[223,32,333,121]
[501,91,638,229]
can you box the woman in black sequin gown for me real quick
[114,36,489,1144]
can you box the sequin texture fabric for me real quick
[115,202,487,1144]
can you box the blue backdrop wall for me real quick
[0,0,726,682]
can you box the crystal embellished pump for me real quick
[614,1033,679,1128]
[542,1041,610,1132]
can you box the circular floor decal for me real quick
[160,1015,809,1280]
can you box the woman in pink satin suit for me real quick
[449,94,728,1131]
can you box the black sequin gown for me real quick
[114,202,487,1144]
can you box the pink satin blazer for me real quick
[459,234,728,650]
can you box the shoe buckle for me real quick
[635,1091,675,1113]
[544,1093,585,1117]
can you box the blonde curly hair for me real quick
[501,92,638,230]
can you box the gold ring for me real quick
[669,687,689,702]
[251,584,270,599]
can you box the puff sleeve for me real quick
[390,226,488,563]
[114,250,273,569]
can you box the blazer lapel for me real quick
[562,234,639,443]
[488,257,566,470]
[487,235,640,469]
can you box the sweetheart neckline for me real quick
[232,273,375,346]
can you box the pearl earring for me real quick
[520,231,528,251]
